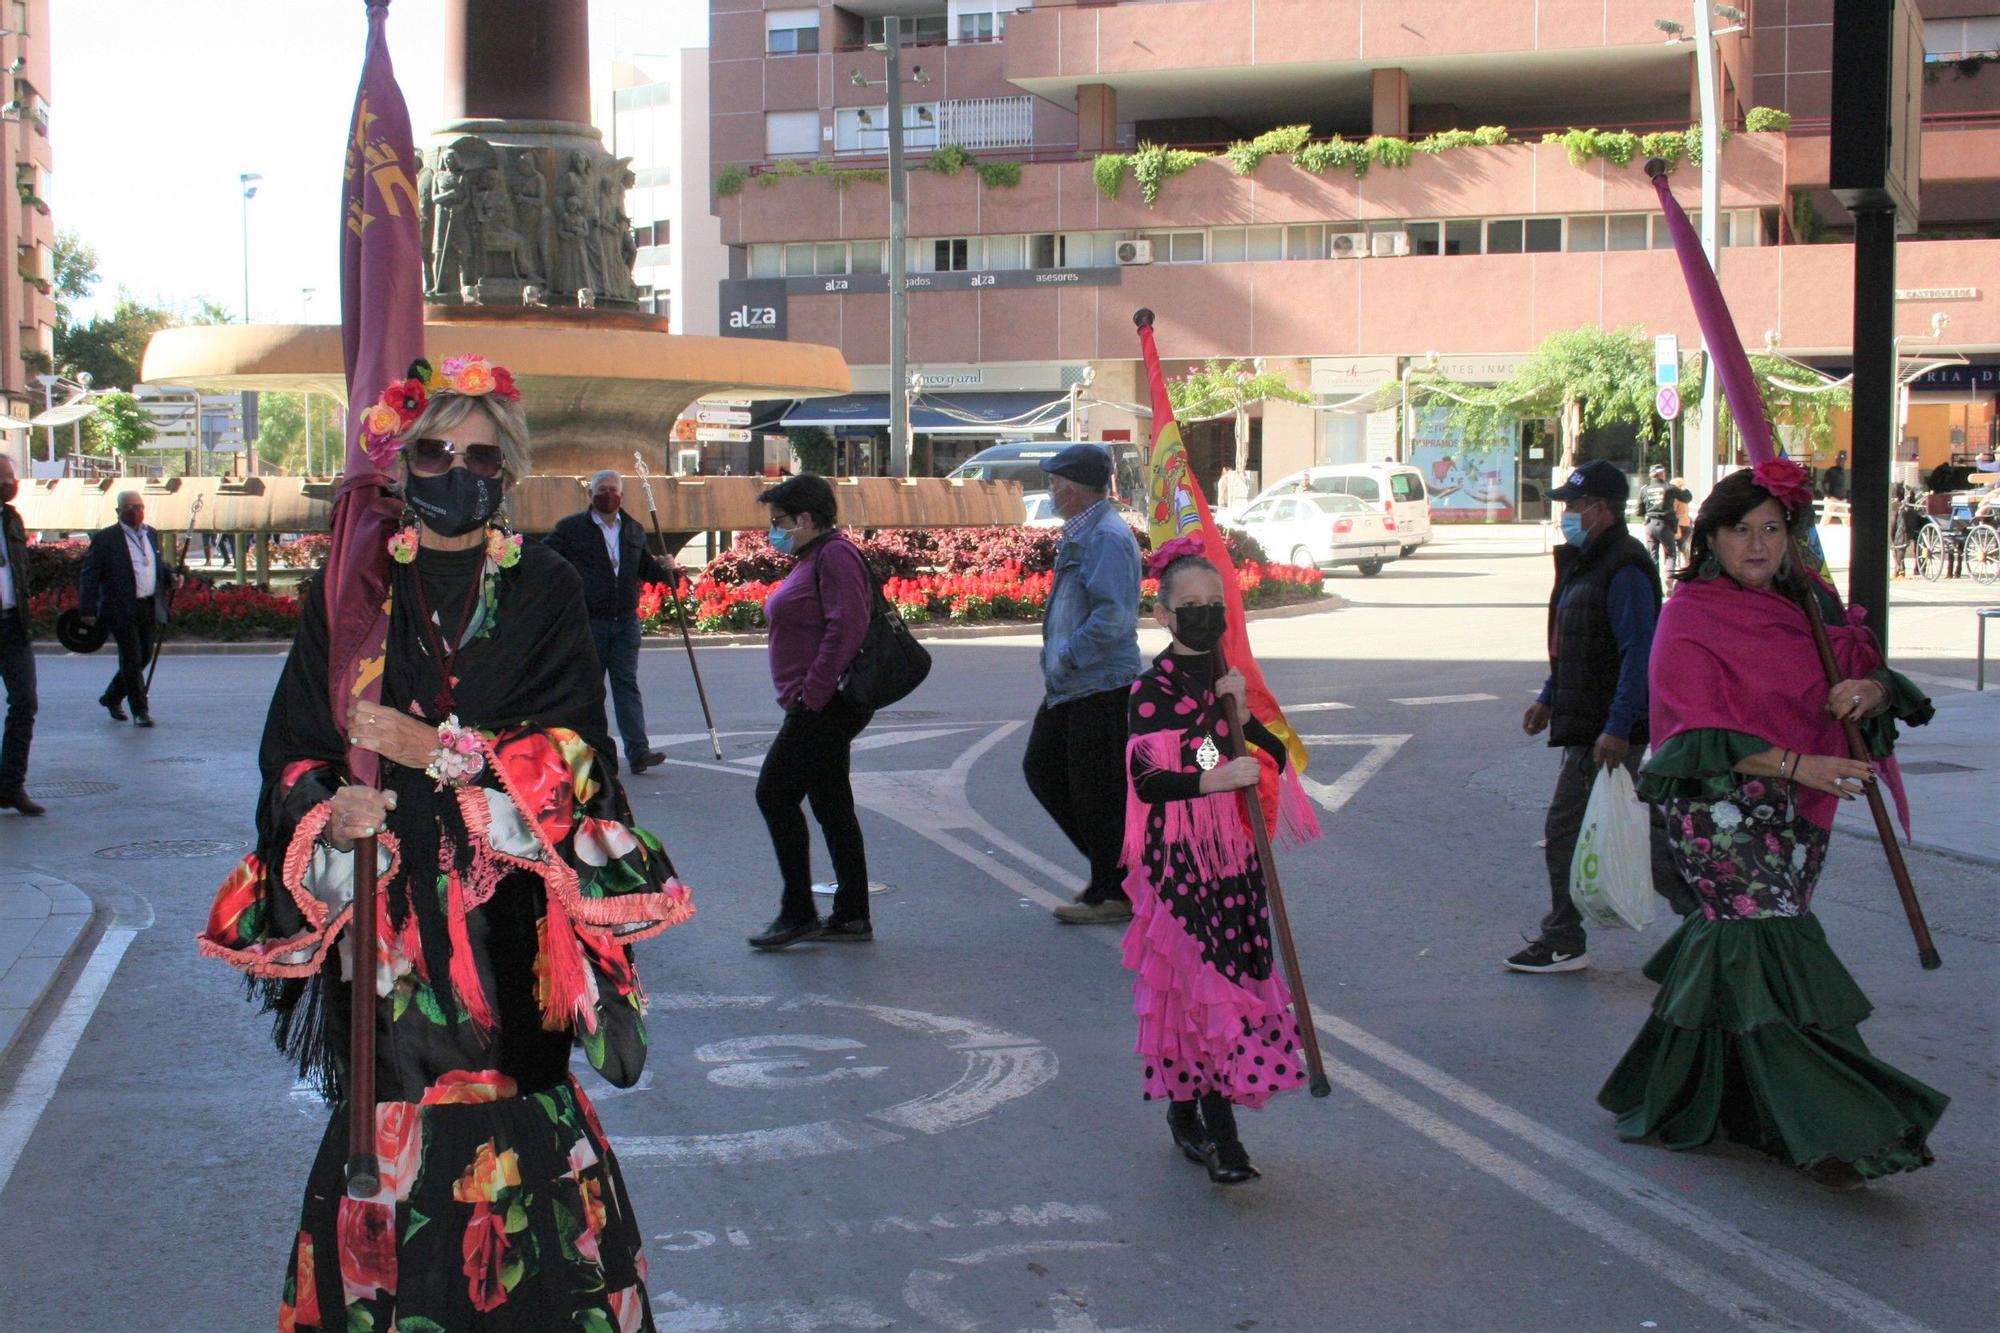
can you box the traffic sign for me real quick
[696,427,752,443]
[1656,385,1681,420]
[695,408,752,426]
[700,398,752,408]
[1654,334,1679,387]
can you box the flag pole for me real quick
[633,452,722,759]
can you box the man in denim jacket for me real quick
[1024,444,1143,923]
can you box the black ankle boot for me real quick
[1166,1100,1210,1165]
[1198,1093,1260,1185]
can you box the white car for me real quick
[1020,490,1063,528]
[1230,491,1399,576]
[1219,463,1433,555]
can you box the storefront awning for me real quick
[780,392,1070,434]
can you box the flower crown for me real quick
[358,354,521,468]
[1751,456,1814,517]
[1146,533,1207,579]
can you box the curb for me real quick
[0,867,98,1068]
[30,593,1347,656]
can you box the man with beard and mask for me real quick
[0,454,41,814]
[198,356,688,1331]
[544,469,678,774]
[1024,443,1143,925]
[79,488,180,728]
[1509,461,1693,974]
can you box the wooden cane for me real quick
[344,831,382,1197]
[633,453,723,760]
[1211,649,1332,1097]
[1789,560,1942,971]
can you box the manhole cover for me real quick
[811,880,896,897]
[96,838,249,860]
[33,780,119,798]
[1898,761,1978,776]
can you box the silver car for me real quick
[1229,491,1400,576]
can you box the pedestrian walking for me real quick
[1637,464,1691,577]
[1890,481,1924,578]
[1820,450,1849,502]
[1120,540,1307,1185]
[79,489,179,728]
[1598,460,1947,1189]
[1671,475,1693,565]
[198,357,689,1330]
[0,455,40,816]
[747,473,876,950]
[544,468,675,773]
[1024,443,1144,924]
[1509,460,1694,974]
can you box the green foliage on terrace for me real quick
[1092,152,1130,200]
[1222,125,1313,175]
[926,144,1021,188]
[1167,359,1313,422]
[714,166,749,197]
[1745,106,1792,132]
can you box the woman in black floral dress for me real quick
[201,357,691,1330]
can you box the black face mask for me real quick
[403,468,501,538]
[1172,603,1228,654]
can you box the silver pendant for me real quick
[1194,736,1221,771]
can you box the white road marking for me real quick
[617,1117,905,1166]
[655,1289,895,1331]
[0,926,137,1199]
[1288,700,1353,712]
[1390,692,1500,705]
[1296,734,1411,816]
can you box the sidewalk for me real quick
[0,866,95,1065]
[1834,689,1999,865]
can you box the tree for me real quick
[250,392,345,474]
[785,425,836,475]
[1167,359,1312,471]
[91,391,157,456]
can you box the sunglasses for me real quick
[409,437,505,478]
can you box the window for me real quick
[1486,219,1523,254]
[1063,231,1111,267]
[1404,221,1441,256]
[958,12,996,41]
[1390,472,1426,502]
[986,235,1026,270]
[1606,214,1649,251]
[1443,220,1480,256]
[1029,233,1061,268]
[1247,226,1284,261]
[1139,231,1204,263]
[1652,214,1677,250]
[749,244,781,278]
[933,238,971,271]
[765,7,820,55]
[816,242,848,275]
[1924,16,2000,60]
[851,241,884,274]
[1524,218,1563,253]
[865,14,950,45]
[784,243,816,276]
[1568,217,1607,252]
[1286,224,1326,260]
[1211,228,1246,263]
[764,110,820,157]
[632,225,655,248]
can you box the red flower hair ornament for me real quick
[1146,533,1207,579]
[357,354,522,469]
[1751,456,1815,517]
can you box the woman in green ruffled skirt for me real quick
[1597,462,1948,1190]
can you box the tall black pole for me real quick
[1848,209,1897,649]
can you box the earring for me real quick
[1698,554,1720,580]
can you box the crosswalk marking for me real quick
[1391,692,1500,706]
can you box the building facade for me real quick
[3,0,55,463]
[709,0,2000,510]
[610,48,728,336]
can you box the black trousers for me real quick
[103,616,156,716]
[757,694,873,926]
[0,609,35,793]
[1022,687,1131,904]
[1643,517,1679,575]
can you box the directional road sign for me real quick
[696,427,753,443]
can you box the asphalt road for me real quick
[0,532,1994,1332]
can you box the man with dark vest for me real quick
[1636,464,1691,577]
[544,469,675,773]
[1509,460,1690,973]
[80,490,179,728]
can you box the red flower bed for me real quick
[30,582,303,643]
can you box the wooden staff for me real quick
[1211,647,1332,1096]
[633,452,722,760]
[1790,556,1941,970]
[344,829,382,1196]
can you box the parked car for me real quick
[1020,490,1062,527]
[947,439,1148,507]
[1221,463,1433,556]
[1229,491,1400,576]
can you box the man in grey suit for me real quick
[79,490,179,728]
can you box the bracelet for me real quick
[424,714,488,789]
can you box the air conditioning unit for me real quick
[1370,230,1410,258]
[1115,239,1154,265]
[1329,232,1362,259]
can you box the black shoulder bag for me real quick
[812,539,931,710]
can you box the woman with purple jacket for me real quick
[749,474,877,950]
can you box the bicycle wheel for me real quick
[1916,525,1944,581]
[1965,525,2000,585]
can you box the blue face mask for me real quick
[769,524,796,555]
[1560,512,1589,547]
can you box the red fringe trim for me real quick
[198,809,404,980]
[540,888,597,1035]
[444,861,497,1034]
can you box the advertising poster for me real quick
[1411,407,1518,522]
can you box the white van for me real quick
[1226,463,1433,555]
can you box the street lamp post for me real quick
[1400,350,1438,464]
[240,172,263,476]
[301,287,316,476]
[852,25,931,476]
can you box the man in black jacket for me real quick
[1509,461,1691,973]
[544,470,676,773]
[1635,464,1691,577]
[0,455,41,814]
[79,490,179,728]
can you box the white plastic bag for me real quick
[1570,765,1657,930]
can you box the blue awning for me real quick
[780,392,1070,434]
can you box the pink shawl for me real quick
[1650,576,1907,832]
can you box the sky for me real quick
[52,0,706,326]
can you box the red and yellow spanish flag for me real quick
[1134,310,1316,840]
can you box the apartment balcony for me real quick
[1004,0,1705,133]
[831,96,1037,155]
[719,132,1787,247]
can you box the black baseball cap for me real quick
[1548,459,1630,504]
[1040,443,1112,489]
